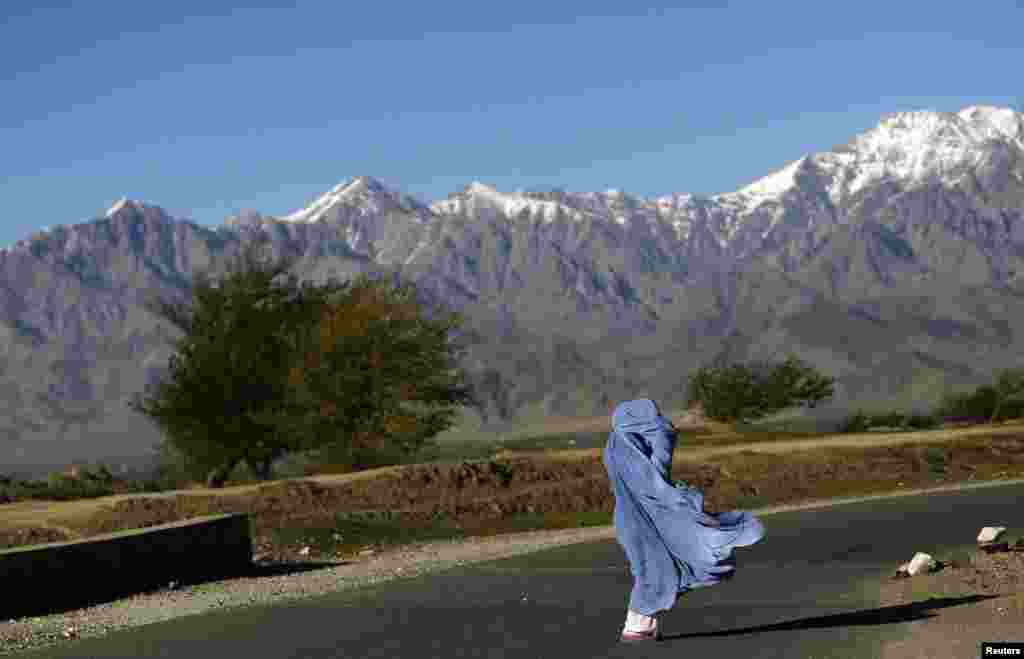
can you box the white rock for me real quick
[298,546,311,556]
[906,552,937,576]
[977,526,1007,544]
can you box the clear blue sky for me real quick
[2,0,1022,249]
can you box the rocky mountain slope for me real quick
[3,105,1024,478]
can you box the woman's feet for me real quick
[621,610,661,642]
[620,627,661,642]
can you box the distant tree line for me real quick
[685,353,836,424]
[686,350,1024,431]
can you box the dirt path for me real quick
[548,420,1024,463]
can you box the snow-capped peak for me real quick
[341,175,389,196]
[957,105,1024,143]
[431,180,516,210]
[216,106,1024,236]
[705,105,1024,214]
[103,197,164,220]
[463,181,504,199]
[732,156,809,200]
[828,105,1024,195]
[105,197,133,218]
[281,175,427,223]
[431,180,580,224]
[854,106,1024,160]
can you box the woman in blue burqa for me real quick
[604,398,765,642]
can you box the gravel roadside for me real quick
[0,524,619,657]
[878,549,1024,659]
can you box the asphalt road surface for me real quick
[16,481,1024,659]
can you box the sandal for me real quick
[620,627,661,643]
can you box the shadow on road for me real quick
[2,559,352,622]
[661,594,998,641]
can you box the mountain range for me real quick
[3,104,1024,479]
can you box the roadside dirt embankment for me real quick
[2,423,1024,561]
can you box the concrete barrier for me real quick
[0,512,252,620]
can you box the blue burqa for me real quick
[603,399,765,615]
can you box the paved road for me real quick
[17,482,1024,659]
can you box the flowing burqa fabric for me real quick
[603,399,766,616]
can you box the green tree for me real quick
[989,367,1024,423]
[129,236,478,486]
[265,272,478,472]
[127,239,325,487]
[685,353,835,424]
